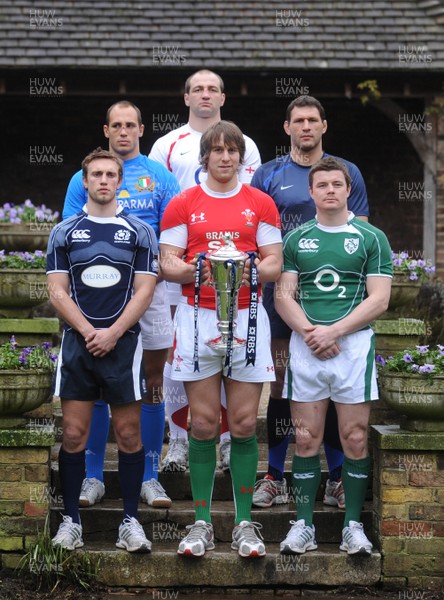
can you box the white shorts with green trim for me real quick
[284,328,378,404]
[171,299,276,382]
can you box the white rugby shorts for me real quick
[284,328,378,404]
[171,299,276,382]
[139,280,173,350]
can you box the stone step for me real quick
[50,499,373,545]
[66,542,382,589]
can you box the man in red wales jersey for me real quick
[159,121,282,558]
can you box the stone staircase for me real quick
[49,397,382,593]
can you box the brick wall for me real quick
[0,407,55,569]
[372,425,444,591]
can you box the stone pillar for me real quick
[372,424,444,591]
[435,96,444,276]
[0,422,55,569]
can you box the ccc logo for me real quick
[72,229,91,240]
[298,238,319,250]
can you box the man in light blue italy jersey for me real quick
[275,156,392,556]
[63,101,180,510]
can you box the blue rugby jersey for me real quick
[46,207,158,331]
[251,152,369,238]
[63,154,180,239]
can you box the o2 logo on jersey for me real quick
[81,265,121,288]
[298,238,319,252]
[314,268,346,298]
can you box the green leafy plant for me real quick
[0,336,57,370]
[377,345,444,378]
[392,251,435,282]
[0,250,46,269]
[357,79,381,105]
[0,199,59,224]
[17,515,100,593]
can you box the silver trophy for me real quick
[206,235,248,349]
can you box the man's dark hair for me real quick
[199,121,245,172]
[82,147,123,180]
[308,156,351,188]
[286,95,326,123]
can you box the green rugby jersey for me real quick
[282,213,392,325]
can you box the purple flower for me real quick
[411,364,419,372]
[417,259,426,268]
[419,364,435,374]
[393,258,402,268]
[416,345,429,354]
[409,272,419,281]
[10,335,17,349]
[376,355,386,366]
[403,353,413,363]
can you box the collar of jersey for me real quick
[315,211,355,232]
[201,180,242,198]
[82,203,124,220]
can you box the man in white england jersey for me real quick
[150,70,261,472]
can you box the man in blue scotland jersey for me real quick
[275,156,392,555]
[63,101,180,510]
[49,148,158,552]
[251,95,369,511]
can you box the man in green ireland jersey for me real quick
[275,156,392,556]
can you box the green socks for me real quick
[189,436,217,523]
[342,455,371,527]
[292,454,321,527]
[230,434,259,524]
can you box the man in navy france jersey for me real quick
[149,69,261,474]
[49,148,157,552]
[250,95,369,511]
[63,101,180,510]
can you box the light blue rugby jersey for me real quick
[63,154,180,239]
[46,208,158,331]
